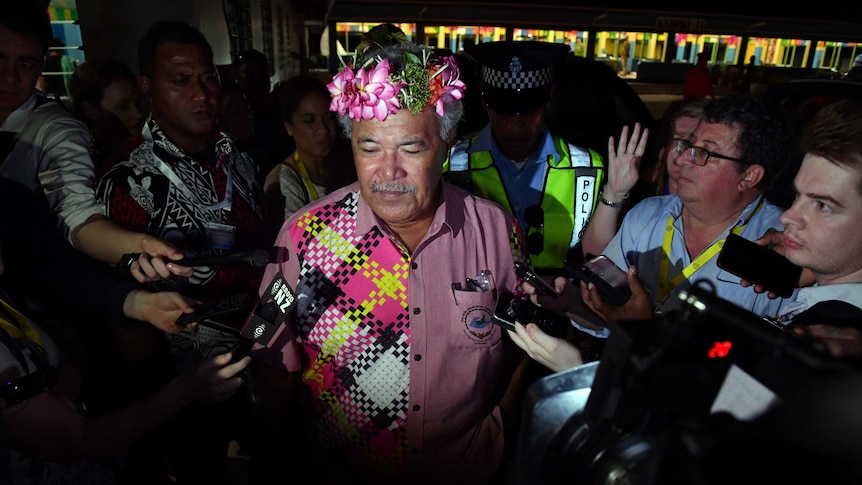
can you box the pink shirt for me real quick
[252,181,527,483]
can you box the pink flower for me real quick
[329,59,405,121]
[427,56,466,117]
[351,59,404,121]
[327,66,359,115]
[327,50,465,121]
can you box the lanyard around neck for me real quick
[0,295,54,379]
[143,124,234,213]
[294,151,320,201]
[0,297,43,349]
[657,197,764,303]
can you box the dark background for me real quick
[441,0,854,21]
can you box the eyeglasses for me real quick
[674,138,748,166]
[524,205,543,255]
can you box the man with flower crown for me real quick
[250,40,529,484]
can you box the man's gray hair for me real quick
[335,42,464,141]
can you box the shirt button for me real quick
[414,354,422,361]
[412,404,420,411]
[411,262,418,269]
[413,307,421,314]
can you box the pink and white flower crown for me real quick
[327,45,466,122]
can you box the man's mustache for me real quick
[370,181,417,194]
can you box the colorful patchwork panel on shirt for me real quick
[290,192,410,468]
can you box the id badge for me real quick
[205,222,236,249]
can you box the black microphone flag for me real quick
[242,271,297,345]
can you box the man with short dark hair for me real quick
[765,98,862,356]
[96,20,271,485]
[510,94,797,373]
[0,2,191,284]
[98,20,269,305]
[233,48,282,170]
[592,93,793,319]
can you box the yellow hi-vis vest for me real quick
[444,135,605,270]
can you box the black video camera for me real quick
[518,280,854,485]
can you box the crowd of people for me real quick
[1,1,860,484]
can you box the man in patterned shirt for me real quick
[251,42,528,483]
[95,20,270,485]
[97,21,269,304]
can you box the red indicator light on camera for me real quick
[708,341,732,358]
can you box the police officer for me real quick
[444,41,606,272]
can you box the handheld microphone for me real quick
[175,248,278,268]
[241,271,297,346]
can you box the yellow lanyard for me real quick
[656,197,764,303]
[294,151,320,201]
[0,297,44,349]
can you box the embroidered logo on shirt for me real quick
[462,305,495,342]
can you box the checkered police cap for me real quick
[467,41,570,114]
[468,41,570,91]
[482,60,553,90]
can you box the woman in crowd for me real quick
[263,75,355,235]
[69,57,146,177]
[638,97,707,198]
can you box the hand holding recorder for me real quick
[577,264,655,324]
[565,255,632,306]
[514,262,559,300]
[492,292,570,339]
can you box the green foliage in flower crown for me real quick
[329,44,465,122]
[394,52,432,114]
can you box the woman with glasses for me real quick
[638,97,708,197]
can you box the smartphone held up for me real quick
[564,255,632,306]
[717,233,802,298]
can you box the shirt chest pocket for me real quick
[450,288,503,348]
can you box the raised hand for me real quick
[606,122,649,196]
